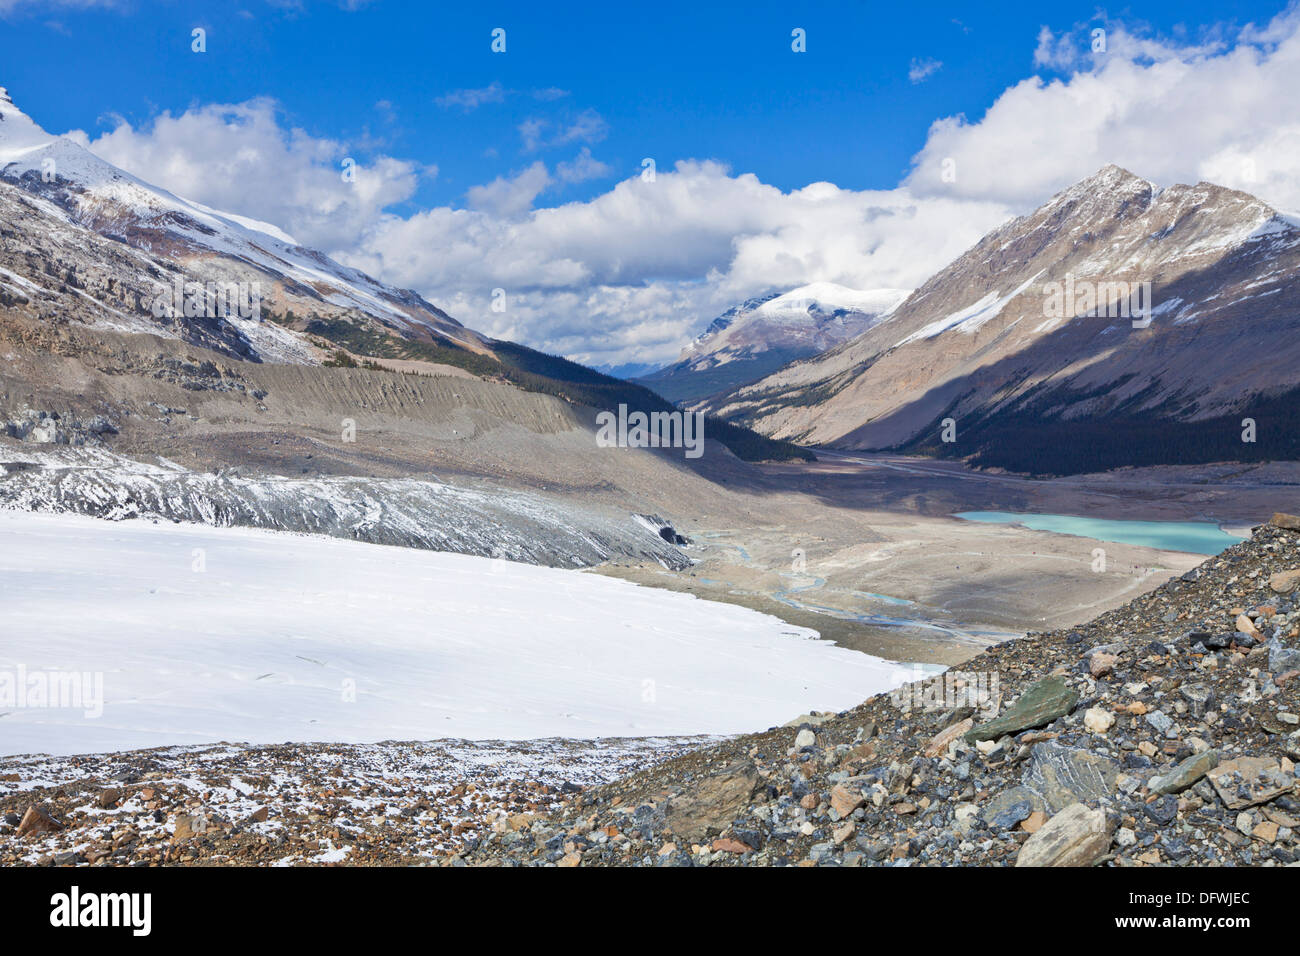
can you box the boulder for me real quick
[171,813,205,843]
[984,785,1045,819]
[1083,707,1115,733]
[15,804,62,838]
[1022,742,1120,813]
[782,712,832,729]
[1179,683,1215,719]
[1089,652,1118,677]
[1269,569,1300,594]
[924,717,973,757]
[1207,757,1294,810]
[988,799,1033,830]
[965,677,1079,743]
[1015,803,1114,867]
[664,762,761,842]
[829,784,865,817]
[1269,638,1300,675]
[1149,749,1220,795]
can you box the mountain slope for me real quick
[638,283,908,404]
[0,84,806,464]
[701,166,1300,473]
[0,86,481,363]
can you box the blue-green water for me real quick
[954,512,1244,555]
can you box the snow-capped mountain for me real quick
[701,166,1300,472]
[638,282,909,403]
[0,85,482,363]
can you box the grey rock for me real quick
[965,677,1079,743]
[1179,684,1215,719]
[1022,742,1120,813]
[988,800,1033,830]
[1149,749,1220,795]
[1268,638,1300,675]
[664,762,761,842]
[1144,710,1175,736]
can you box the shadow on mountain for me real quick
[821,249,1300,476]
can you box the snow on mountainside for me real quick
[701,165,1300,472]
[0,85,480,363]
[638,282,909,404]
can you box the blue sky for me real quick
[3,0,1299,368]
[2,0,1286,210]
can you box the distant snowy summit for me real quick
[0,82,479,364]
[638,282,909,404]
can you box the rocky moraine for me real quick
[464,513,1300,867]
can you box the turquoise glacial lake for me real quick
[954,512,1245,555]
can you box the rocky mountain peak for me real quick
[0,85,53,150]
[639,283,910,404]
[701,165,1300,471]
[1031,164,1155,228]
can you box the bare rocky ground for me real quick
[462,514,1300,867]
[0,738,712,867]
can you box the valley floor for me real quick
[592,452,1294,666]
[3,424,1296,867]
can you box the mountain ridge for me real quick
[0,84,809,464]
[699,165,1300,473]
[0,85,480,363]
[638,282,909,404]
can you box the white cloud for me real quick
[518,109,608,152]
[435,84,571,111]
[74,99,426,251]
[555,147,611,184]
[517,118,547,152]
[435,83,506,111]
[910,9,1300,212]
[345,162,1010,367]
[531,87,570,102]
[60,8,1300,369]
[556,110,608,146]
[908,57,942,83]
[466,162,553,218]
